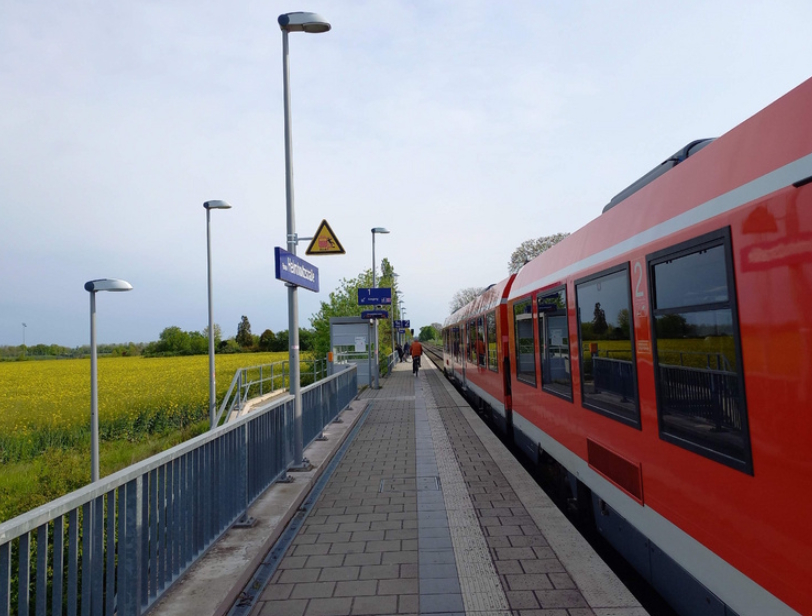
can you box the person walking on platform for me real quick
[396,342,404,362]
[403,340,411,362]
[410,339,423,376]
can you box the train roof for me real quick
[601,138,715,213]
[510,75,812,301]
[444,275,515,327]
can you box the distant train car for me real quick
[444,77,812,616]
[443,276,515,432]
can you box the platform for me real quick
[230,357,647,616]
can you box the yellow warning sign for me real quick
[305,219,345,255]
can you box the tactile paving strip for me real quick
[421,380,512,616]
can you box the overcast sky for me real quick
[2,0,811,347]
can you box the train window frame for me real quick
[575,263,640,428]
[486,310,499,373]
[513,298,537,386]
[537,285,573,402]
[647,227,753,474]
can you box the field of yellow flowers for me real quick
[0,353,292,464]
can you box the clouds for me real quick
[2,0,812,346]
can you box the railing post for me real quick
[260,365,263,397]
[120,477,143,616]
[237,370,243,412]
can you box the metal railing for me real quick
[214,357,328,426]
[0,365,357,616]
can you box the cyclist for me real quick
[410,339,423,376]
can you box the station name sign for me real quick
[274,247,319,292]
[394,319,410,328]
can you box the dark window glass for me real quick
[576,266,638,425]
[467,319,477,364]
[513,299,536,385]
[487,311,498,372]
[453,326,461,363]
[476,316,486,366]
[649,229,752,472]
[538,288,572,400]
[654,244,728,309]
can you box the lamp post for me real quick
[391,273,399,356]
[371,227,389,388]
[84,278,132,482]
[279,11,331,469]
[204,200,232,430]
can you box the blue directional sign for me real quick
[402,320,410,328]
[274,247,319,292]
[358,287,392,305]
[398,328,406,334]
[361,310,389,320]
[394,320,403,328]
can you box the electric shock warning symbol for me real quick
[305,219,346,255]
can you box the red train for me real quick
[443,77,812,616]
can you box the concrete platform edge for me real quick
[212,398,368,616]
[149,397,369,616]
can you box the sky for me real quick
[2,0,812,347]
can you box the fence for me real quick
[215,358,328,426]
[0,365,357,616]
[592,356,635,400]
[658,364,741,430]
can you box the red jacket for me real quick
[410,340,423,357]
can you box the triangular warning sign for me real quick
[305,219,346,255]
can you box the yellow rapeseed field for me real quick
[0,352,291,463]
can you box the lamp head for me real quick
[278,12,331,33]
[203,200,232,210]
[371,227,390,234]
[84,279,133,293]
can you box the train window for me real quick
[467,319,477,364]
[487,311,498,372]
[538,287,572,400]
[513,299,537,386]
[648,228,752,473]
[575,265,639,427]
[477,316,486,366]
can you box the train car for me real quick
[500,77,812,616]
[442,302,471,383]
[443,276,516,433]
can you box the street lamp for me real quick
[279,11,331,469]
[391,273,399,355]
[371,227,390,389]
[84,278,132,482]
[204,200,232,430]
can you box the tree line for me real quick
[141,316,315,357]
[1,317,316,361]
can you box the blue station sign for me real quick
[361,310,389,320]
[394,320,402,328]
[402,319,410,328]
[358,287,392,305]
[274,247,319,292]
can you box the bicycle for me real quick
[412,354,421,376]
